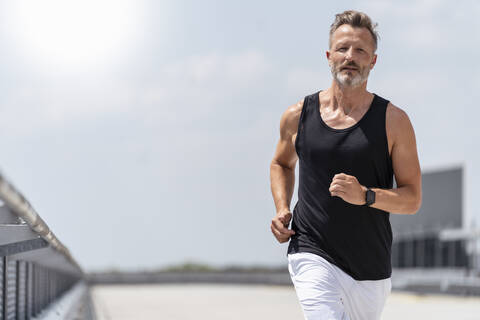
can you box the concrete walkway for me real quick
[91,284,480,320]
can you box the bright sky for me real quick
[0,0,478,271]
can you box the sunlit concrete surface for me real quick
[91,284,480,320]
[382,291,480,320]
[91,284,302,320]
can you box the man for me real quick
[269,10,422,320]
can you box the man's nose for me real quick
[345,48,354,61]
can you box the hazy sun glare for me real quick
[3,0,143,70]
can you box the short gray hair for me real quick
[329,10,379,51]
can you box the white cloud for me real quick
[140,49,272,114]
[0,79,135,135]
[0,49,273,135]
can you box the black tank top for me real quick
[287,91,394,280]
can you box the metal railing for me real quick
[0,172,91,319]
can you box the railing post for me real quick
[25,262,30,320]
[15,261,19,320]
[2,256,5,320]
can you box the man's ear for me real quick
[370,54,377,69]
[326,50,331,66]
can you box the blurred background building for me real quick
[391,166,477,270]
[391,165,479,275]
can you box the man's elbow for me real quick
[271,158,295,172]
[409,195,422,215]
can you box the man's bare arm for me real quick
[329,103,422,214]
[368,104,422,214]
[270,100,303,243]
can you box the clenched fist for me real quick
[329,172,367,205]
[271,210,295,243]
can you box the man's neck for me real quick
[325,80,371,113]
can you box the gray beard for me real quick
[331,66,370,88]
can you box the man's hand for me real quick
[271,210,295,243]
[329,173,367,205]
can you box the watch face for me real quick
[366,189,375,205]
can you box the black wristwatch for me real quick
[365,188,375,206]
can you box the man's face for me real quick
[327,24,377,88]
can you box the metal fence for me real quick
[0,173,88,319]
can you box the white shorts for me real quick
[288,252,391,320]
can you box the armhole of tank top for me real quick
[294,95,309,158]
[383,98,394,177]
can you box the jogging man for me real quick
[269,10,422,320]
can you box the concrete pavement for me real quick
[91,284,480,320]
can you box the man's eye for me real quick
[338,47,347,51]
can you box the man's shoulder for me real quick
[286,98,305,117]
[280,97,306,136]
[280,90,322,135]
[283,90,319,120]
[385,101,415,140]
[385,102,411,125]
